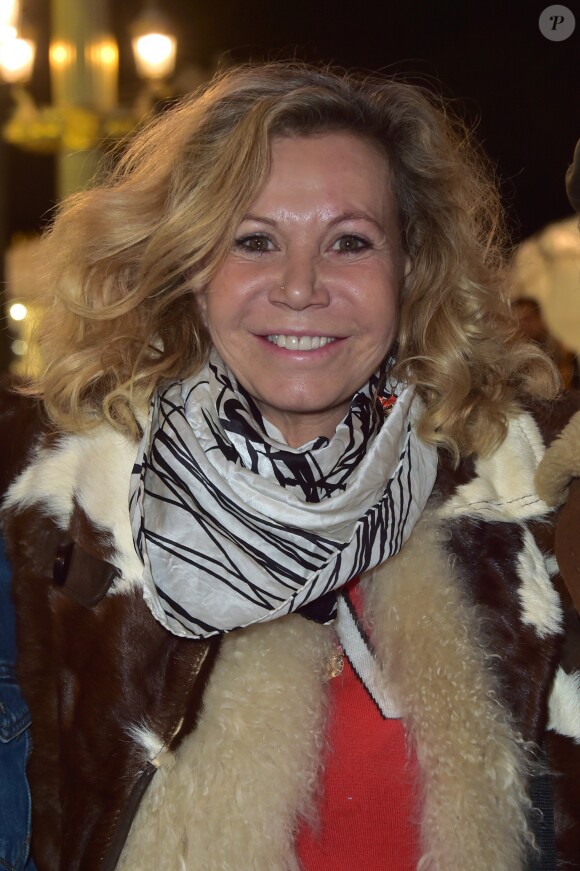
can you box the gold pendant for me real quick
[326,644,344,680]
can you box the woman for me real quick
[1,62,580,871]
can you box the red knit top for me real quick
[295,582,421,870]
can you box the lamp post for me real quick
[0,0,178,196]
[0,0,178,372]
[50,0,118,196]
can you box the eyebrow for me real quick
[242,214,278,227]
[241,211,386,232]
[328,212,385,233]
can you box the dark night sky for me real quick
[6,0,580,244]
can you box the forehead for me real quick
[268,131,390,181]
[251,131,395,220]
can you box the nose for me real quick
[268,250,329,310]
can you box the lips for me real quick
[266,334,336,351]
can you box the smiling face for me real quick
[198,132,408,447]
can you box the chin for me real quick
[258,394,343,418]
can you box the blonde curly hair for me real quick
[29,61,558,459]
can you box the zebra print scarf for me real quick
[129,351,437,639]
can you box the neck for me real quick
[261,407,347,447]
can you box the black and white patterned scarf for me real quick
[129,350,437,639]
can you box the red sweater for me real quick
[296,583,421,870]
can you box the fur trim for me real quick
[127,725,166,769]
[3,425,143,590]
[536,411,580,507]
[365,511,534,871]
[117,615,334,871]
[439,412,550,521]
[548,667,580,743]
[516,527,563,638]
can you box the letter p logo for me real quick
[539,5,576,40]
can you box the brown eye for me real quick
[235,234,273,253]
[334,235,370,253]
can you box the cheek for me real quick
[197,282,229,335]
[368,291,400,356]
[199,296,234,353]
[371,276,400,331]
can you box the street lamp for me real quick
[0,34,34,83]
[132,8,177,82]
[0,0,18,38]
[0,1,34,85]
[0,1,178,194]
[0,1,179,374]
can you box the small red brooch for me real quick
[377,395,397,415]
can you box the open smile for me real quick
[266,334,337,351]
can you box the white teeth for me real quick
[267,335,336,351]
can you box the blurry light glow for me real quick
[9,302,27,321]
[85,37,118,110]
[97,41,117,66]
[0,36,35,83]
[132,33,176,80]
[0,0,18,31]
[49,40,75,69]
[11,338,28,356]
[85,37,118,70]
[0,24,16,41]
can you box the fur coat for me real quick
[1,388,580,871]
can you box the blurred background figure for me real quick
[513,295,580,391]
[511,138,580,392]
